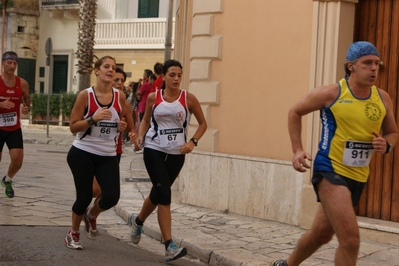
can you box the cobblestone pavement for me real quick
[1,123,399,266]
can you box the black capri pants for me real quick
[143,148,185,205]
[67,146,120,215]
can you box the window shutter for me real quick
[138,0,159,18]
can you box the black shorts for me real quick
[312,171,366,207]
[0,128,23,152]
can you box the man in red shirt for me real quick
[0,51,30,198]
[136,69,153,124]
[151,62,163,93]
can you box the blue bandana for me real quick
[346,41,379,62]
[2,55,18,62]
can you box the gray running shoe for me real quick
[83,208,98,239]
[270,260,287,266]
[128,213,143,244]
[64,229,83,250]
[1,176,14,198]
[165,240,187,262]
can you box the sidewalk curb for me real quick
[115,203,243,266]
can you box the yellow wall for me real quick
[92,49,166,84]
[176,0,361,227]
[192,0,314,161]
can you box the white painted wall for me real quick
[36,10,79,93]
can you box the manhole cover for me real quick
[125,178,151,182]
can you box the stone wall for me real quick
[179,152,304,226]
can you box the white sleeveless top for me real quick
[73,87,122,156]
[144,89,190,154]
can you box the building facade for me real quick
[173,0,399,244]
[0,0,174,117]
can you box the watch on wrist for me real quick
[385,140,393,154]
[86,116,95,126]
[190,138,198,146]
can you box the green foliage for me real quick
[60,92,77,118]
[31,92,77,123]
[50,94,61,117]
[30,93,47,118]
[0,0,14,9]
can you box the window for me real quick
[39,67,45,78]
[40,82,44,93]
[138,0,159,18]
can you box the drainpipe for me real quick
[1,0,7,56]
[164,0,173,61]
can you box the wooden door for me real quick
[52,55,68,94]
[17,58,36,94]
[354,0,399,222]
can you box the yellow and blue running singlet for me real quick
[313,78,386,182]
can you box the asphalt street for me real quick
[0,139,205,266]
[2,125,399,265]
[0,226,188,266]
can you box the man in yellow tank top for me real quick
[270,42,398,266]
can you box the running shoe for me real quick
[165,240,187,262]
[1,176,14,198]
[128,213,143,244]
[270,260,288,266]
[83,208,98,239]
[64,229,83,250]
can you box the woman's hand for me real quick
[93,107,112,122]
[135,136,144,151]
[179,141,195,154]
[118,118,127,132]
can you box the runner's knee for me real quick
[149,185,171,205]
[72,196,92,215]
[315,230,334,245]
[98,193,120,210]
[338,230,360,251]
[10,152,23,168]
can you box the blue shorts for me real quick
[312,171,366,207]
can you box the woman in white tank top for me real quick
[128,60,207,262]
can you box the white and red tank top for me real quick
[144,89,191,154]
[0,76,22,131]
[73,87,122,156]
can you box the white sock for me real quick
[5,175,12,182]
[86,209,95,219]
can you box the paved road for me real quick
[0,141,205,266]
[2,125,399,265]
[0,226,197,266]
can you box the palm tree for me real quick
[76,0,97,91]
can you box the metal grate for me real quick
[125,178,151,183]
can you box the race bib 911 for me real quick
[342,140,374,167]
